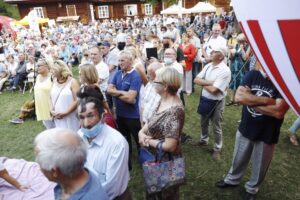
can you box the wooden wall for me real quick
[96,1,163,20]
[16,1,91,23]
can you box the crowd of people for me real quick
[0,11,296,200]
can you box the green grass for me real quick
[1,68,300,199]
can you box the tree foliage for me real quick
[0,0,20,19]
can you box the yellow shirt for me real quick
[34,75,52,121]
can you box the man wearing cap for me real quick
[194,46,231,160]
[99,40,119,108]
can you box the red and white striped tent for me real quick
[232,0,300,116]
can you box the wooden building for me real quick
[5,0,230,23]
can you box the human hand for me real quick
[149,57,158,63]
[138,131,152,147]
[50,110,57,117]
[98,78,104,84]
[18,184,30,191]
[55,112,67,119]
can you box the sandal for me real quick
[289,134,299,146]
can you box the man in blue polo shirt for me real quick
[108,50,142,170]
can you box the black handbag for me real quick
[197,95,219,117]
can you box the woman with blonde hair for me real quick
[139,67,185,200]
[49,60,80,131]
[79,63,114,126]
[34,58,54,129]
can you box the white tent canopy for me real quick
[189,2,217,13]
[161,4,191,15]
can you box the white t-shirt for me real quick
[95,60,109,92]
[197,62,231,100]
[203,35,227,56]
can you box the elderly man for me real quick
[99,40,119,108]
[140,62,163,125]
[89,46,110,97]
[107,50,142,171]
[215,62,289,200]
[201,23,227,64]
[194,46,231,160]
[163,48,185,105]
[34,128,109,200]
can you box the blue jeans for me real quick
[289,117,300,135]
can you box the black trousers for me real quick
[116,116,141,170]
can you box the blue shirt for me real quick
[111,69,142,119]
[54,168,109,200]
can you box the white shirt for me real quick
[190,36,202,62]
[141,81,161,123]
[95,60,109,92]
[163,61,184,94]
[78,124,129,200]
[0,162,4,171]
[203,35,227,56]
[197,62,231,100]
[116,33,127,43]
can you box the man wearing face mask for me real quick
[163,48,185,104]
[77,85,131,200]
[159,33,185,66]
[215,61,289,200]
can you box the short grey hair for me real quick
[119,50,134,61]
[34,128,87,176]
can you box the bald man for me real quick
[140,62,163,125]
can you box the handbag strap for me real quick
[156,140,173,162]
[52,79,71,108]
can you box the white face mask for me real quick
[259,69,268,78]
[164,57,174,65]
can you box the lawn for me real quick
[0,68,300,200]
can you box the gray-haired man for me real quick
[34,128,109,200]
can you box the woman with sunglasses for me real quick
[34,58,54,129]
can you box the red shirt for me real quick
[179,43,196,71]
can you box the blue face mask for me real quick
[164,57,174,65]
[81,122,104,139]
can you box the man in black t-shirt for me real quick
[215,62,289,200]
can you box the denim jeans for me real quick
[289,117,300,135]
